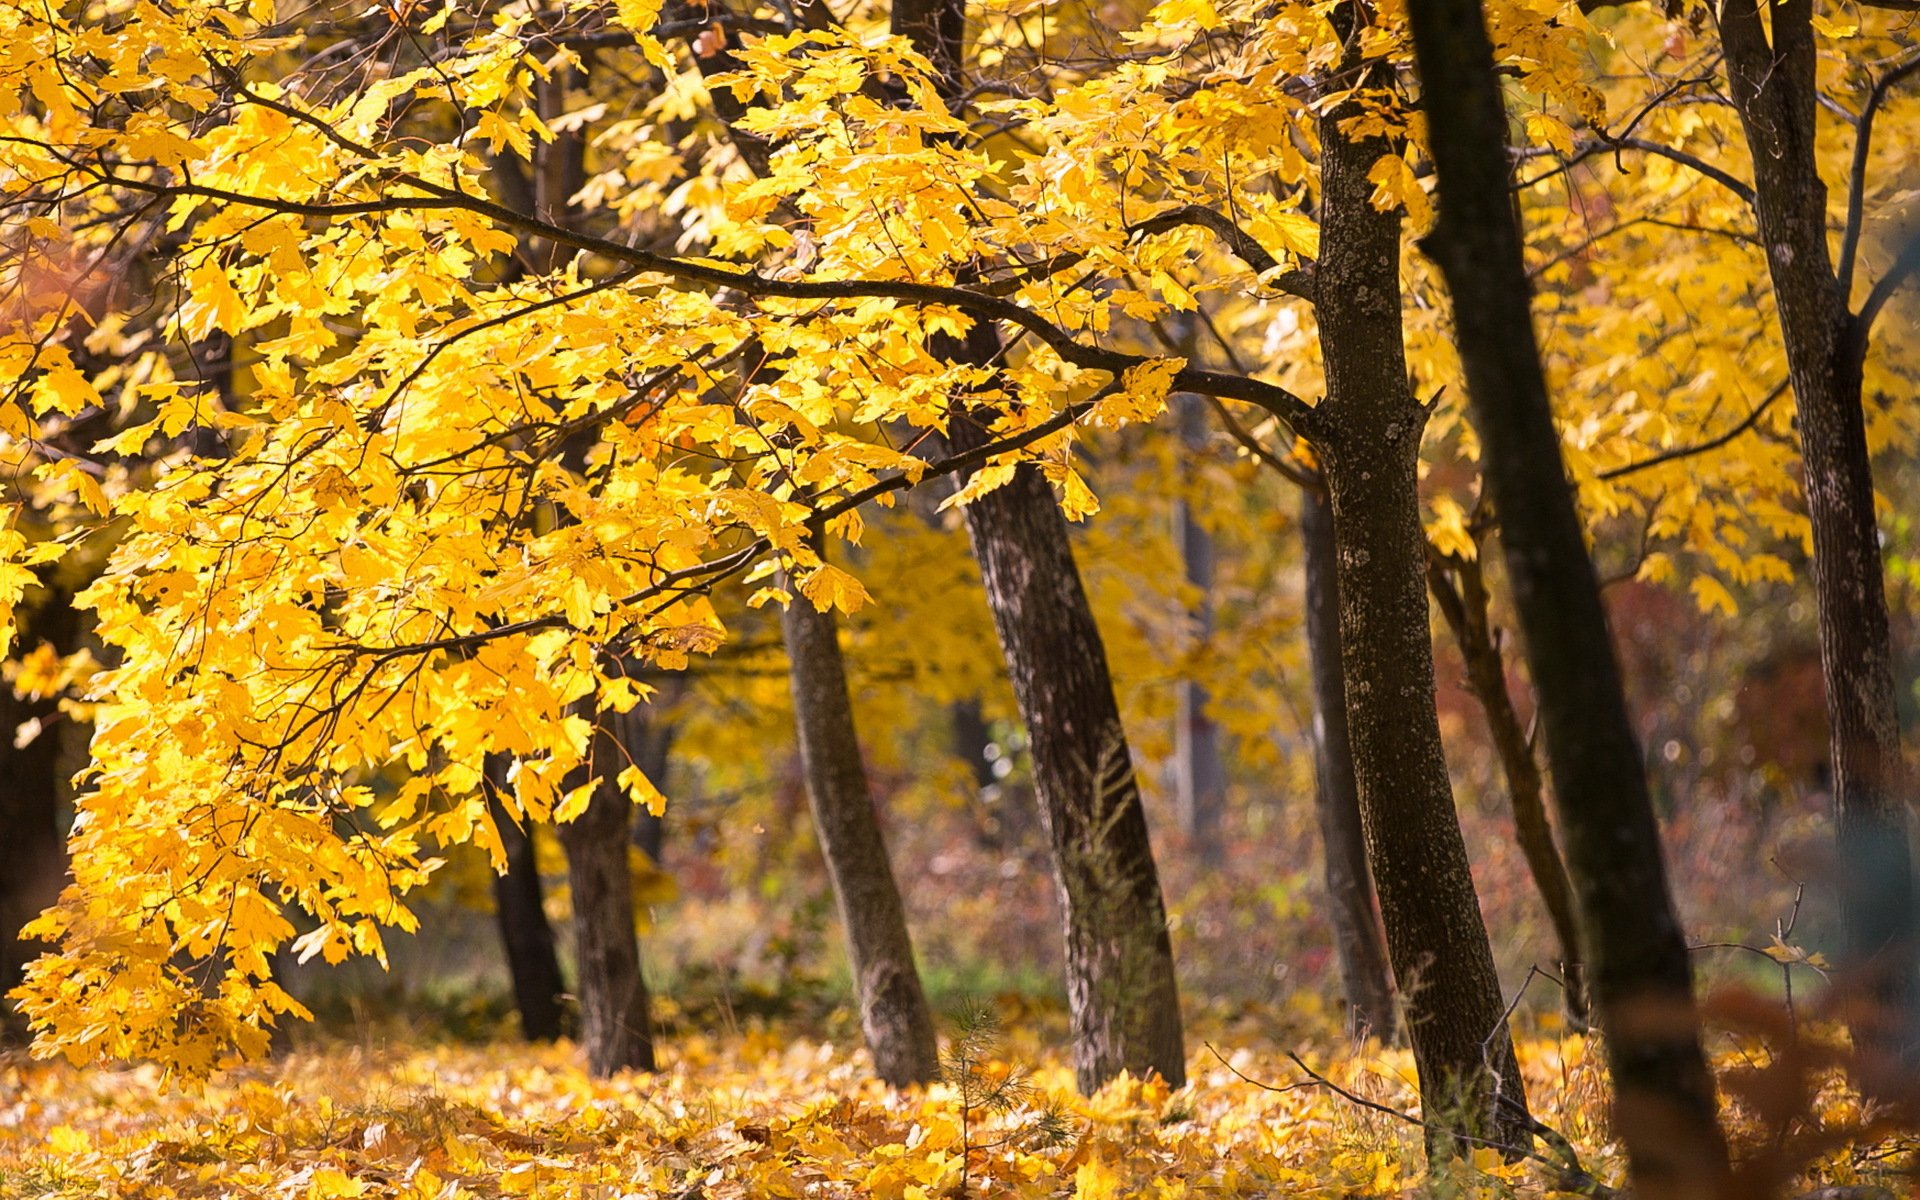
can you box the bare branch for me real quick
[1855,228,1920,339]
[1839,53,1920,300]
[1596,380,1789,481]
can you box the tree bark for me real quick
[781,579,940,1086]
[556,717,657,1076]
[485,755,568,1043]
[1171,393,1226,861]
[1311,87,1531,1155]
[944,386,1187,1090]
[1404,0,1734,1189]
[0,584,76,1043]
[1300,484,1398,1043]
[1718,0,1916,1080]
[890,0,1186,1091]
[1428,551,1589,1029]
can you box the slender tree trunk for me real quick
[891,0,1186,1091]
[0,586,75,1043]
[557,716,657,1076]
[1300,484,1398,1043]
[1428,552,1589,1029]
[952,699,1034,851]
[1404,0,1734,1190]
[781,576,940,1086]
[624,703,674,868]
[1312,86,1530,1155]
[1718,0,1916,1080]
[1171,393,1226,861]
[944,388,1187,1090]
[485,755,568,1043]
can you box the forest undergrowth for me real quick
[2,1002,1911,1200]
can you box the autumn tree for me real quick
[1299,483,1396,1041]
[0,0,1803,1159]
[484,754,569,1043]
[1404,0,1735,1189]
[0,574,79,1041]
[1713,0,1920,1074]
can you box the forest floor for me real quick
[1,1006,1909,1199]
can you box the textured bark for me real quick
[1312,88,1530,1155]
[890,0,1185,1091]
[0,586,75,1043]
[1300,485,1398,1043]
[556,720,657,1076]
[1171,394,1226,861]
[781,585,940,1087]
[1428,553,1589,1029]
[1404,0,1734,1190]
[946,397,1187,1090]
[484,756,568,1043]
[1719,0,1916,1079]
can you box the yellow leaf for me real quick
[1523,111,1578,158]
[798,563,871,615]
[1690,574,1737,618]
[1060,469,1100,521]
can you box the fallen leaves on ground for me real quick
[0,1020,1902,1198]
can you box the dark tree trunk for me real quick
[557,718,657,1076]
[1428,552,1589,1029]
[485,755,568,1043]
[1171,393,1226,861]
[889,0,1186,1091]
[1300,484,1398,1043]
[1403,0,1734,1190]
[1312,90,1531,1155]
[622,703,674,867]
[951,699,1034,851]
[1718,0,1916,1080]
[0,585,76,1043]
[944,390,1187,1090]
[781,581,940,1086]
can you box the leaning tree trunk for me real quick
[1718,0,1916,1081]
[0,584,76,1042]
[1171,393,1227,861]
[1300,484,1397,1043]
[1311,83,1531,1155]
[1404,0,1735,1190]
[1428,551,1589,1029]
[893,0,1185,1090]
[945,394,1187,1090]
[556,716,657,1076]
[782,575,940,1086]
[485,755,568,1043]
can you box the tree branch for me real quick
[1855,228,1920,339]
[1596,379,1789,481]
[1593,135,1756,206]
[1839,52,1920,302]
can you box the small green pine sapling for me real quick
[942,998,1072,1196]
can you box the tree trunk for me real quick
[943,325,1186,1091]
[781,580,940,1087]
[1404,0,1735,1189]
[623,702,674,868]
[0,585,75,1043]
[1718,0,1916,1080]
[1428,552,1589,1029]
[1312,90,1531,1155]
[556,719,657,1076]
[1300,484,1398,1043]
[485,755,568,1043]
[1171,393,1226,861]
[886,0,1186,1090]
